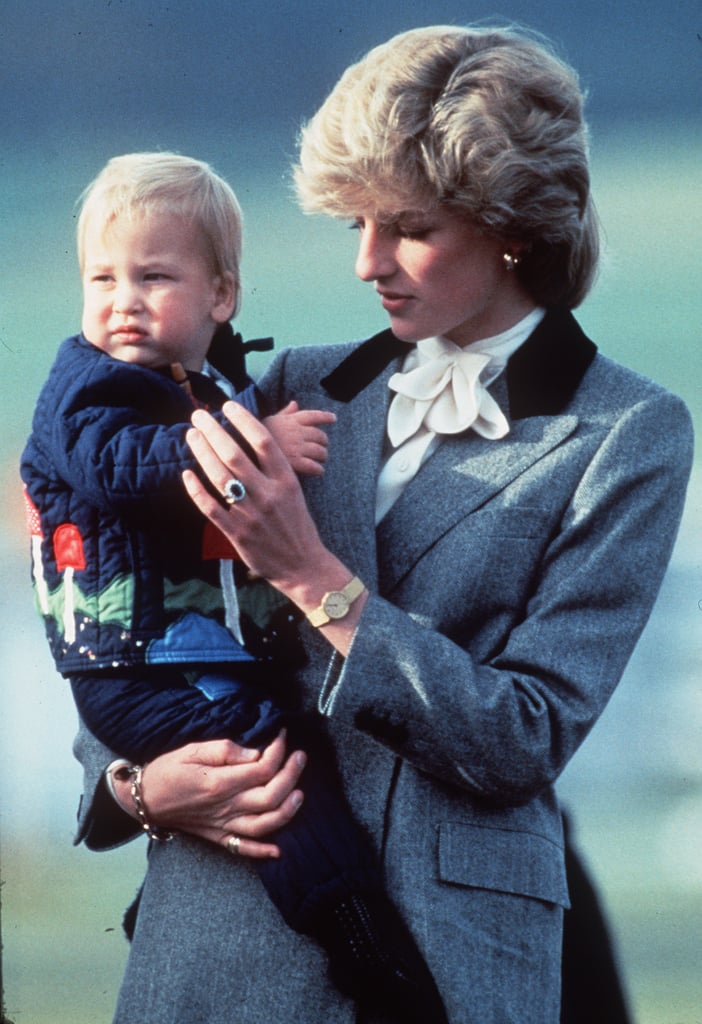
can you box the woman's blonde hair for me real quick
[295,25,599,308]
[77,152,243,315]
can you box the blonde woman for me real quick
[76,27,692,1023]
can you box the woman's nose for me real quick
[354,222,396,281]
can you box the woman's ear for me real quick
[212,271,237,323]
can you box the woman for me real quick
[76,25,692,1023]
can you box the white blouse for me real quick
[375,308,545,523]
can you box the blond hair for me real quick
[295,26,599,308]
[77,152,243,315]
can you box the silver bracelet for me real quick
[105,759,132,804]
[114,763,174,842]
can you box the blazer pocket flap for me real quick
[438,821,570,908]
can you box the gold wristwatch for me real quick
[306,576,365,627]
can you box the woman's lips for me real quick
[378,290,413,313]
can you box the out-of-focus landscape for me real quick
[1,2,700,1021]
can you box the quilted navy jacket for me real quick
[20,325,285,677]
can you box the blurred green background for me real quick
[1,2,701,1021]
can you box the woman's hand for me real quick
[185,402,353,587]
[185,402,326,590]
[113,732,306,859]
[184,401,367,653]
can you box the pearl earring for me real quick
[502,251,521,272]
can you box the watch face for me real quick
[323,592,348,619]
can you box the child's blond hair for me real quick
[77,152,243,315]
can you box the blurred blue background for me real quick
[1,2,700,1021]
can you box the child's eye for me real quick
[348,219,364,232]
[144,272,169,281]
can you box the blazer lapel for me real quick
[317,311,596,593]
[320,329,406,400]
[375,309,595,592]
[315,342,403,587]
[376,411,578,593]
[319,312,596,416]
[506,307,596,418]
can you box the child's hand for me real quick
[263,400,336,476]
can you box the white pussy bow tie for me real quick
[387,335,510,447]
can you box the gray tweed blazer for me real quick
[74,309,693,1023]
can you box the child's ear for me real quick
[212,271,237,323]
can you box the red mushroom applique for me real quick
[53,523,87,644]
[23,488,50,615]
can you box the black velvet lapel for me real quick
[320,309,597,419]
[321,329,406,401]
[506,308,597,419]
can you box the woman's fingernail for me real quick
[292,792,304,811]
[295,752,307,769]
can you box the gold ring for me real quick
[227,835,241,855]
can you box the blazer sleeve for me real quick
[317,388,694,804]
[72,718,141,850]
